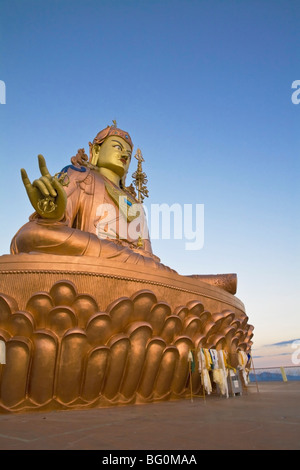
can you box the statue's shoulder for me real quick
[60,164,89,176]
[58,165,94,198]
[61,148,96,185]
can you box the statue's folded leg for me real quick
[10,220,167,270]
[10,219,102,256]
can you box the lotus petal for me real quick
[224,326,237,349]
[173,306,189,322]
[202,320,218,337]
[199,310,212,327]
[29,330,57,405]
[213,310,235,328]
[186,300,205,318]
[0,337,32,408]
[154,346,179,399]
[0,329,10,342]
[207,334,226,350]
[120,322,153,399]
[107,298,133,334]
[247,332,254,343]
[55,329,88,404]
[138,338,166,399]
[47,306,77,336]
[71,294,99,328]
[149,302,171,335]
[231,337,240,353]
[131,290,157,322]
[194,333,206,349]
[0,293,18,328]
[160,315,182,344]
[11,311,35,337]
[49,280,77,306]
[246,325,255,338]
[103,335,130,400]
[229,319,240,330]
[235,329,247,341]
[26,293,54,328]
[240,315,249,329]
[202,317,223,339]
[183,315,201,339]
[81,346,109,401]
[86,313,112,346]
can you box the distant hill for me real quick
[249,369,300,382]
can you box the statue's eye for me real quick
[114,145,122,151]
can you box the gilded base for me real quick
[0,254,253,413]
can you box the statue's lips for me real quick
[120,158,127,164]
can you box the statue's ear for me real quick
[90,144,101,166]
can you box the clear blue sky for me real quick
[0,0,299,367]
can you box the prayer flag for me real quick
[188,350,195,373]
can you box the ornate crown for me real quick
[92,121,133,152]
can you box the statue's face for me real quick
[93,136,132,178]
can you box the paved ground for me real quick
[0,382,299,450]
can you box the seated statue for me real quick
[11,124,167,267]
[10,122,237,294]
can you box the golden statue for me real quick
[11,123,237,291]
[0,123,254,413]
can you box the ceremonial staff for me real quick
[132,148,149,203]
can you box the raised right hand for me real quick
[21,154,67,220]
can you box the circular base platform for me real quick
[0,254,253,413]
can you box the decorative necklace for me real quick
[104,179,140,223]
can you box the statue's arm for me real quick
[21,155,67,220]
